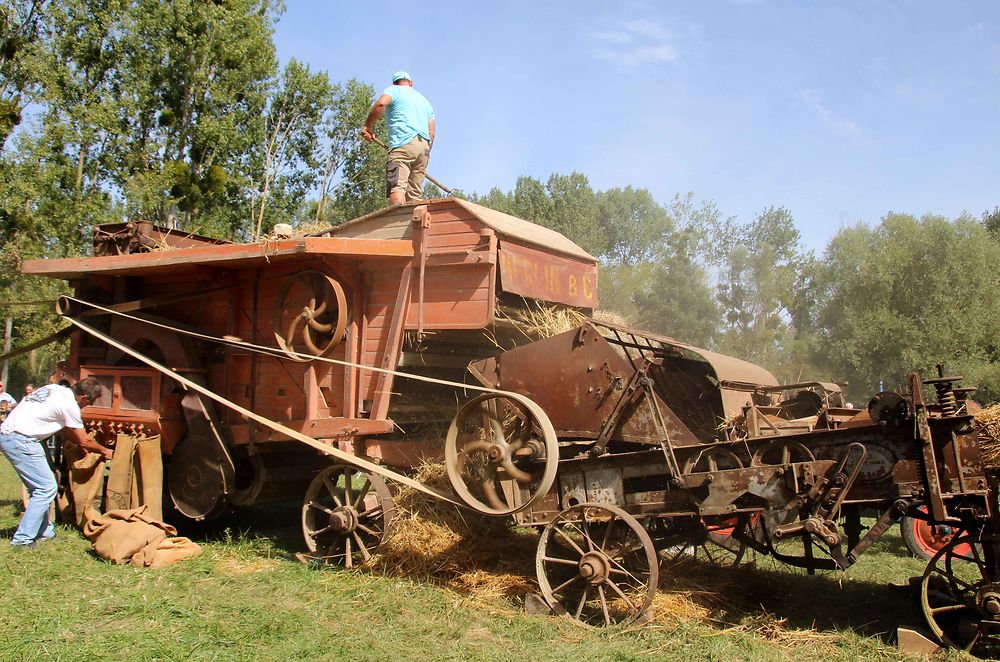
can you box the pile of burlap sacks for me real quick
[59,433,200,568]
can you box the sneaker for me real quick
[11,542,36,550]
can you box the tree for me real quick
[815,213,1000,404]
[546,172,602,257]
[630,194,722,346]
[709,206,812,374]
[249,59,331,239]
[117,0,279,234]
[312,79,375,225]
[0,0,47,153]
[596,186,669,267]
[983,206,1000,243]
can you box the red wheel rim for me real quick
[706,513,760,539]
[909,507,971,558]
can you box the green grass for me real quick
[0,461,976,661]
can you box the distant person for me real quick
[361,71,435,205]
[23,383,34,397]
[0,380,16,409]
[0,377,113,548]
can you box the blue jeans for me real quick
[0,432,57,545]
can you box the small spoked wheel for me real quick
[662,514,750,567]
[301,464,395,568]
[536,503,658,626]
[273,270,348,361]
[921,533,1000,655]
[750,440,815,466]
[445,392,558,516]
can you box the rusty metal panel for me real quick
[452,198,597,262]
[498,241,598,309]
[405,262,495,330]
[471,326,700,445]
[584,468,625,505]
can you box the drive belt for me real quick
[61,309,472,508]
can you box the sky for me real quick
[272,1,999,252]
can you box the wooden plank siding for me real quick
[355,202,496,405]
[42,199,598,456]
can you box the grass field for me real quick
[0,460,974,661]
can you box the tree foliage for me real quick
[1,1,999,409]
[815,213,1000,403]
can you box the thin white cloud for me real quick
[591,30,633,45]
[590,18,678,68]
[799,89,862,139]
[622,18,671,40]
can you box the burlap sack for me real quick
[131,535,201,568]
[82,504,200,568]
[59,443,106,528]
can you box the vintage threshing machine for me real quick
[19,199,1000,654]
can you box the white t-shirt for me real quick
[0,384,83,440]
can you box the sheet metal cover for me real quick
[453,199,597,262]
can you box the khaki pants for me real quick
[387,136,430,201]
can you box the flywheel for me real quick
[273,270,348,361]
[167,434,232,520]
[445,392,558,516]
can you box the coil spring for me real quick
[934,382,958,416]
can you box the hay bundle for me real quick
[976,404,1000,469]
[372,463,716,622]
[289,220,334,237]
[372,463,537,600]
[495,301,587,341]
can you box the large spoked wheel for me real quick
[537,503,659,626]
[445,392,558,516]
[274,270,348,361]
[921,533,1000,655]
[301,464,396,568]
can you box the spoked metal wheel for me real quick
[661,514,750,567]
[273,270,348,361]
[921,533,1000,655]
[301,464,396,568]
[536,503,659,626]
[750,440,815,467]
[445,392,558,516]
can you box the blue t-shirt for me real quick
[382,85,435,149]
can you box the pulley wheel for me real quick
[167,435,231,520]
[445,392,558,516]
[273,270,348,361]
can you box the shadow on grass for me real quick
[154,498,932,646]
[166,499,306,554]
[664,556,922,645]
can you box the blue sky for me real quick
[273,1,999,252]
